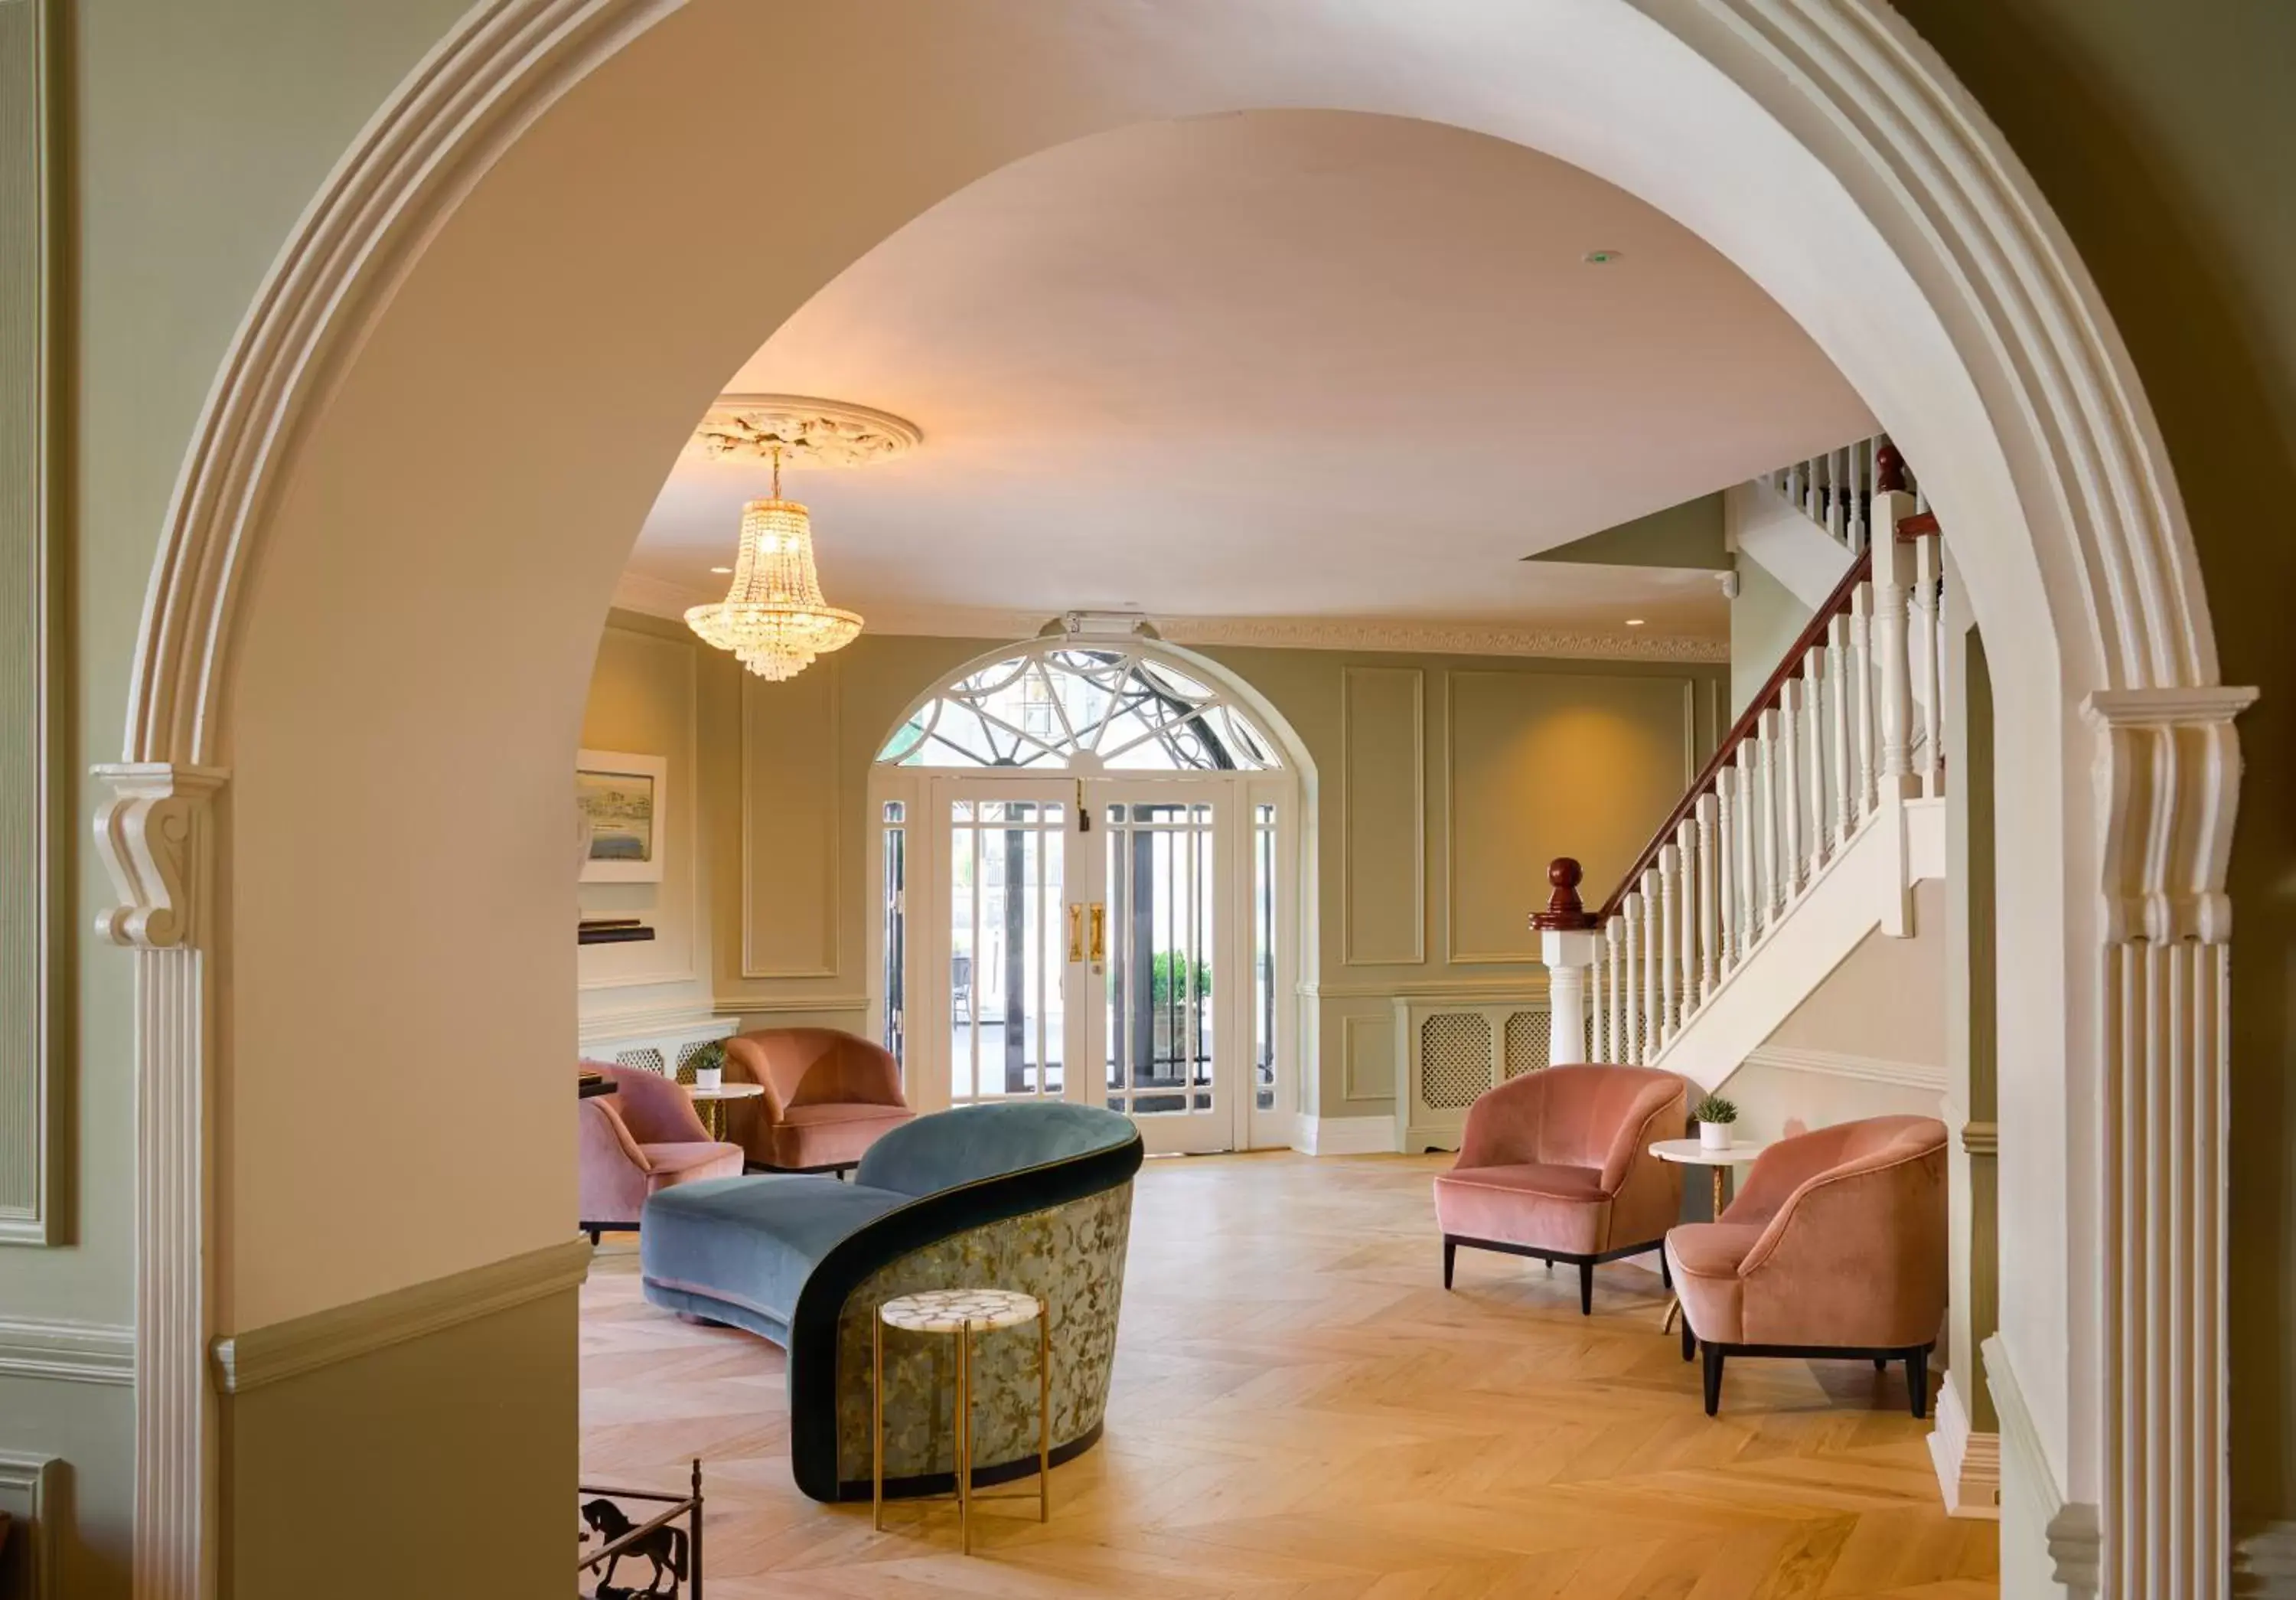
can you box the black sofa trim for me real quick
[786,1129,1145,1503]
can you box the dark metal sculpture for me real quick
[579,1459,703,1598]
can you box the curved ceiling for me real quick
[624,109,1872,644]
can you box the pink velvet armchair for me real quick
[577,1063,744,1243]
[1665,1114,1948,1416]
[720,1027,913,1174]
[1433,1064,1687,1314]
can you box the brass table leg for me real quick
[957,1318,973,1556]
[872,1318,885,1530]
[1038,1309,1052,1523]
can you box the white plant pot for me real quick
[1698,1120,1733,1151]
[694,1066,723,1092]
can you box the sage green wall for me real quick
[27,0,2296,1577]
[220,1292,576,1600]
[1727,552,1812,717]
[618,622,1724,1122]
[0,2,476,1590]
[1899,0,2296,1531]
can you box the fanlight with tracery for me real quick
[878,645,1280,771]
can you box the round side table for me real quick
[874,1288,1051,1554]
[683,1078,762,1141]
[1648,1138,1771,1334]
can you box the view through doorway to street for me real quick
[869,638,1301,1153]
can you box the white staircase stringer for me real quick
[1654,794,1945,1093]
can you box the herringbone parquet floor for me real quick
[581,1151,1998,1598]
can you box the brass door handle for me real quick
[1068,903,1084,963]
[1088,903,1106,964]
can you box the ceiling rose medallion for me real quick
[683,395,920,682]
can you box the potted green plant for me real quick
[1691,1092,1739,1151]
[686,1040,726,1093]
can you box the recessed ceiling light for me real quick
[1583,249,1624,265]
[1624,618,1646,626]
[710,566,732,575]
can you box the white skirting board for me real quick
[1925,1373,2001,1520]
[1292,1115,1397,1156]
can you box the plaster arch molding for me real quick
[94,1,2252,1595]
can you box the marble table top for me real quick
[879,1288,1044,1334]
[1648,1136,1770,1167]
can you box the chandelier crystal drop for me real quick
[685,447,864,681]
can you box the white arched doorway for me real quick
[865,634,1312,1153]
[95,2,2252,1592]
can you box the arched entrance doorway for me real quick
[95,2,2250,1591]
[866,634,1311,1152]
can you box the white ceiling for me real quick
[623,110,1873,645]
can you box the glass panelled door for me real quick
[1097,789,1231,1154]
[870,638,1297,1148]
[937,780,1071,1108]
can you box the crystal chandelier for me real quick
[685,446,864,681]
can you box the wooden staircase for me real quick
[1535,444,1949,1093]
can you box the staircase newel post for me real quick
[1872,483,1921,800]
[1529,859,1601,1066]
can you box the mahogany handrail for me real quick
[1596,546,1873,919]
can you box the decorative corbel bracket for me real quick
[2083,687,2257,945]
[92,763,227,950]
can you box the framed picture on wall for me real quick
[576,749,667,883]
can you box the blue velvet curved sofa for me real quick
[639,1101,1142,1502]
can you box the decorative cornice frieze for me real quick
[0,1316,136,1386]
[91,763,227,950]
[2084,686,2257,944]
[1163,616,1730,663]
[605,581,1732,664]
[210,1237,592,1395]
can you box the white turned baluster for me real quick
[1605,916,1626,1064]
[1655,851,1678,1043]
[1915,530,1942,797]
[1828,613,1852,847]
[1640,867,1662,1057]
[1675,819,1698,1017]
[1829,449,1849,544]
[1802,642,1828,874]
[1716,772,1737,973]
[1621,893,1643,1064]
[1735,747,1758,950]
[1694,794,1719,1001]
[1874,515,1919,798]
[1852,439,1871,553]
[1589,922,1607,1060]
[1757,708,1782,928]
[1851,583,1877,818]
[1778,681,1804,895]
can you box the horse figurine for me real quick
[579,1497,688,1597]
